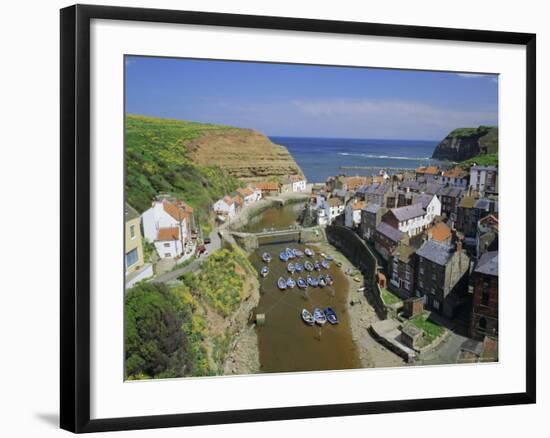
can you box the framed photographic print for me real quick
[60,4,536,433]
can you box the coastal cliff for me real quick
[125,114,303,215]
[186,128,303,182]
[431,126,498,162]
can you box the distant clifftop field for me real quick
[431,125,498,165]
[125,115,303,216]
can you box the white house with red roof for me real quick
[141,197,194,259]
[213,195,237,220]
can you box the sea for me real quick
[269,136,443,183]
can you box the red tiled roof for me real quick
[255,182,279,191]
[157,227,179,241]
[429,222,451,242]
[416,166,439,175]
[163,200,189,222]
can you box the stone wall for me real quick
[326,225,387,319]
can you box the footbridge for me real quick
[224,226,325,252]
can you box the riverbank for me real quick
[227,192,310,231]
[312,241,405,369]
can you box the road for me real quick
[152,228,221,283]
[413,330,469,365]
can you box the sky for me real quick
[125,56,498,141]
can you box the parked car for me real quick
[204,237,211,245]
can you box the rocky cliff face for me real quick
[432,126,498,162]
[186,128,303,182]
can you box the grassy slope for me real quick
[447,125,498,166]
[125,114,241,221]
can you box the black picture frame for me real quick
[60,4,536,433]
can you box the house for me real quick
[236,186,261,205]
[470,251,498,339]
[476,214,499,259]
[141,197,194,259]
[456,196,478,238]
[438,186,464,222]
[469,165,498,195]
[154,227,183,259]
[415,165,440,182]
[389,244,416,298]
[426,222,452,244]
[344,176,368,192]
[373,222,409,261]
[124,203,153,288]
[441,167,469,188]
[255,181,280,196]
[325,175,346,193]
[357,182,390,206]
[382,203,433,237]
[360,203,386,240]
[411,193,441,222]
[326,197,345,224]
[213,195,237,220]
[415,240,470,318]
[290,175,307,192]
[398,180,425,194]
[331,188,349,203]
[344,199,366,228]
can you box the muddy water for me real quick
[248,204,362,373]
[241,201,305,233]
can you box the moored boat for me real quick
[325,254,334,261]
[324,307,339,324]
[286,277,296,288]
[313,308,327,326]
[297,277,307,289]
[325,274,334,286]
[285,248,295,259]
[321,260,330,270]
[277,277,287,290]
[294,262,303,272]
[318,275,326,288]
[314,261,321,271]
[301,309,315,325]
[294,249,304,258]
[304,260,314,271]
[287,262,295,273]
[304,248,314,257]
[279,251,289,262]
[262,252,272,263]
[260,266,269,277]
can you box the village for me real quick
[124,162,498,366]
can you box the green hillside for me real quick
[125,114,240,221]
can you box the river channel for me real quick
[246,202,362,373]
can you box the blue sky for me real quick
[125,56,498,141]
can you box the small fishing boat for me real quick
[320,252,327,258]
[285,248,295,259]
[262,252,272,263]
[260,266,269,277]
[318,275,327,288]
[301,309,315,326]
[325,274,334,286]
[277,277,287,290]
[304,248,314,257]
[353,276,362,283]
[294,262,303,272]
[304,260,314,271]
[287,262,295,273]
[297,277,307,289]
[279,251,289,262]
[321,260,330,270]
[314,261,321,271]
[306,275,314,287]
[310,276,319,287]
[294,249,304,258]
[324,307,339,325]
[286,277,296,289]
[325,254,334,261]
[313,308,327,326]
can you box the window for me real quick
[129,224,136,239]
[479,317,487,330]
[164,242,170,248]
[125,248,139,268]
[420,266,424,275]
[481,279,491,306]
